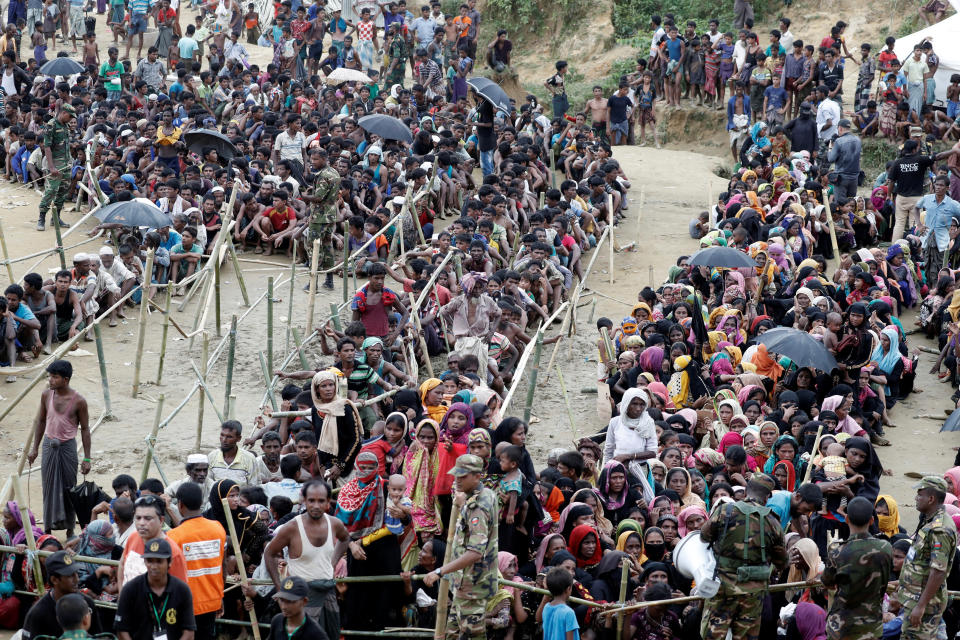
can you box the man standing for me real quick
[350,262,408,341]
[893,476,959,640]
[544,60,568,119]
[115,538,196,640]
[265,480,349,640]
[439,271,501,366]
[815,85,841,160]
[167,483,226,640]
[118,495,188,588]
[821,496,892,640]
[37,104,76,232]
[607,81,634,146]
[916,175,960,284]
[383,24,407,88]
[699,475,788,640]
[26,360,89,537]
[22,551,104,639]
[473,90,495,177]
[207,420,259,485]
[902,44,929,118]
[164,454,214,509]
[886,140,958,241]
[303,148,341,290]
[827,118,862,198]
[422,454,498,640]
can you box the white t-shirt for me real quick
[274,130,306,162]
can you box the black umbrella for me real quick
[182,128,240,160]
[467,77,511,113]
[942,409,960,432]
[40,57,85,76]
[94,198,171,229]
[688,246,757,269]
[757,327,838,372]
[357,114,413,143]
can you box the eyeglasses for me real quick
[135,495,161,507]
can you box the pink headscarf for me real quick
[647,381,674,409]
[534,533,565,573]
[737,384,761,406]
[820,396,865,436]
[794,602,827,640]
[719,431,743,454]
[944,467,960,495]
[767,243,789,270]
[677,505,708,536]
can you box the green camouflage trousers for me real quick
[901,602,946,640]
[38,172,69,219]
[308,223,336,270]
[702,594,764,640]
[446,597,485,640]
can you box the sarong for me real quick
[306,579,341,640]
[41,436,77,531]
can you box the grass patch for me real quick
[612,0,779,42]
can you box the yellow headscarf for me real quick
[948,290,960,323]
[876,495,901,538]
[669,355,693,408]
[631,302,653,320]
[419,378,448,423]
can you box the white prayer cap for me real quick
[186,453,208,465]
[99,246,114,256]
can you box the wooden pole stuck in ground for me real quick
[0,219,14,283]
[306,238,320,334]
[131,249,155,397]
[223,315,237,418]
[617,559,630,637]
[214,250,222,337]
[220,498,262,640]
[522,332,544,423]
[11,475,43,595]
[259,351,277,411]
[267,276,275,377]
[51,211,66,270]
[92,323,111,417]
[434,504,460,640]
[140,394,165,484]
[196,332,209,451]
[225,237,251,306]
[287,240,297,352]
[155,284,173,385]
[291,327,311,370]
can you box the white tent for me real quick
[894,0,960,105]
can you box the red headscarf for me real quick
[754,343,784,383]
[567,524,602,568]
[774,459,797,492]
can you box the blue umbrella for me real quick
[942,409,960,432]
[757,327,837,372]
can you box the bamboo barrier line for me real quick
[265,387,402,419]
[500,301,569,416]
[221,497,261,640]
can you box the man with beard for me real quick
[265,480,350,639]
[256,431,284,483]
[165,453,215,510]
[439,270,501,370]
[765,481,823,531]
[207,420,259,485]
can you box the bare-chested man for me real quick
[584,85,608,143]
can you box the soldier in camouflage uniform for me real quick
[303,148,342,290]
[894,476,959,640]
[700,474,787,640]
[821,496,892,640]
[37,104,77,232]
[384,24,408,89]
[422,454,498,640]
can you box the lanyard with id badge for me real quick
[150,592,171,640]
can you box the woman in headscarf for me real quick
[588,550,638,601]
[595,461,643,528]
[718,309,747,346]
[419,378,449,423]
[532,533,567,576]
[204,479,268,567]
[668,355,710,409]
[492,418,537,481]
[337,451,404,631]
[2,501,42,547]
[869,326,905,409]
[69,519,117,581]
[763,434,804,479]
[786,537,823,602]
[820,395,866,437]
[602,389,658,495]
[567,524,603,572]
[676,504,708,537]
[403,419,443,536]
[394,388,424,424]
[875,494,903,539]
[438,402,474,446]
[641,526,670,565]
[571,488,614,541]
[812,436,883,546]
[310,369,365,480]
[559,502,595,541]
[361,411,410,477]
[665,467,706,508]
[836,303,875,372]
[773,459,797,492]
[793,601,828,640]
[616,526,647,577]
[753,343,784,383]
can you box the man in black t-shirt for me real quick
[607,81,634,146]
[22,551,104,640]
[114,538,196,640]
[885,139,960,241]
[269,576,329,640]
[474,94,496,177]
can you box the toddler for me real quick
[384,474,413,536]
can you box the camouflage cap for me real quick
[914,475,949,493]
[61,103,77,117]
[748,473,777,495]
[448,454,484,476]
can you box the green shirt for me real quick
[99,60,123,90]
[897,505,958,612]
[450,485,498,599]
[42,117,71,166]
[309,166,340,231]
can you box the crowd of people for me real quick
[1,0,960,639]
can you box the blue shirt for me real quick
[917,193,960,252]
[764,85,787,109]
[766,490,792,529]
[665,37,683,61]
[129,0,148,15]
[543,602,579,640]
[10,301,35,330]
[160,229,182,253]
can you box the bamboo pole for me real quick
[306,238,320,333]
[140,394,165,484]
[266,388,402,419]
[555,365,578,438]
[291,326,311,370]
[342,221,350,303]
[259,351,277,411]
[220,498,262,640]
[499,579,603,609]
[156,284,173,385]
[598,580,817,618]
[287,239,296,352]
[408,287,434,378]
[196,332,209,451]
[414,251,454,309]
[226,238,251,306]
[51,209,66,270]
[267,276,275,377]
[11,475,43,595]
[92,323,111,417]
[434,500,460,640]
[329,302,342,331]
[501,302,568,415]
[190,360,226,425]
[223,315,237,417]
[823,193,842,269]
[522,332,544,423]
[214,248,222,337]
[177,267,209,312]
[0,219,14,283]
[408,191,426,246]
[802,425,825,484]
[617,557,630,637]
[607,194,615,285]
[131,249,156,397]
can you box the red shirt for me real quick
[264,205,295,232]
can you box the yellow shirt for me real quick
[156,125,182,146]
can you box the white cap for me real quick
[391,196,405,206]
[210,186,225,193]
[421,161,432,171]
[148,93,158,101]
[99,246,114,256]
[186,453,207,465]
[72,253,87,262]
